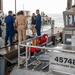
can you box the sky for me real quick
[3,0,67,15]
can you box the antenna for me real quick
[23,4,24,10]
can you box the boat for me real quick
[1,0,75,75]
[10,0,75,75]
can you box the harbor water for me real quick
[48,14,64,27]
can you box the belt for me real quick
[18,23,25,26]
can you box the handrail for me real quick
[20,34,48,44]
[19,44,75,53]
[18,33,75,69]
[18,34,75,75]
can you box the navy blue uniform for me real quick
[31,16,36,25]
[5,15,14,43]
[36,14,41,36]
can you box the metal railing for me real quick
[18,34,49,68]
[18,34,75,74]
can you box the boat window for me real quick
[66,15,75,27]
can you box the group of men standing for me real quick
[4,9,41,45]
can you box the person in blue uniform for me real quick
[36,9,41,36]
[5,11,15,45]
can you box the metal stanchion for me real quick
[26,46,28,69]
[51,20,55,35]
[18,45,20,68]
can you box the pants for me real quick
[14,30,18,41]
[36,26,41,36]
[31,24,36,34]
[17,25,26,43]
[5,30,14,43]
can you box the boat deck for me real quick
[11,68,68,75]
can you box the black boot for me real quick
[5,41,8,45]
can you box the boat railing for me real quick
[18,34,75,75]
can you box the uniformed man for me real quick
[5,11,15,45]
[36,9,41,36]
[31,13,36,35]
[15,11,28,43]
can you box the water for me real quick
[41,14,64,32]
[48,14,64,27]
